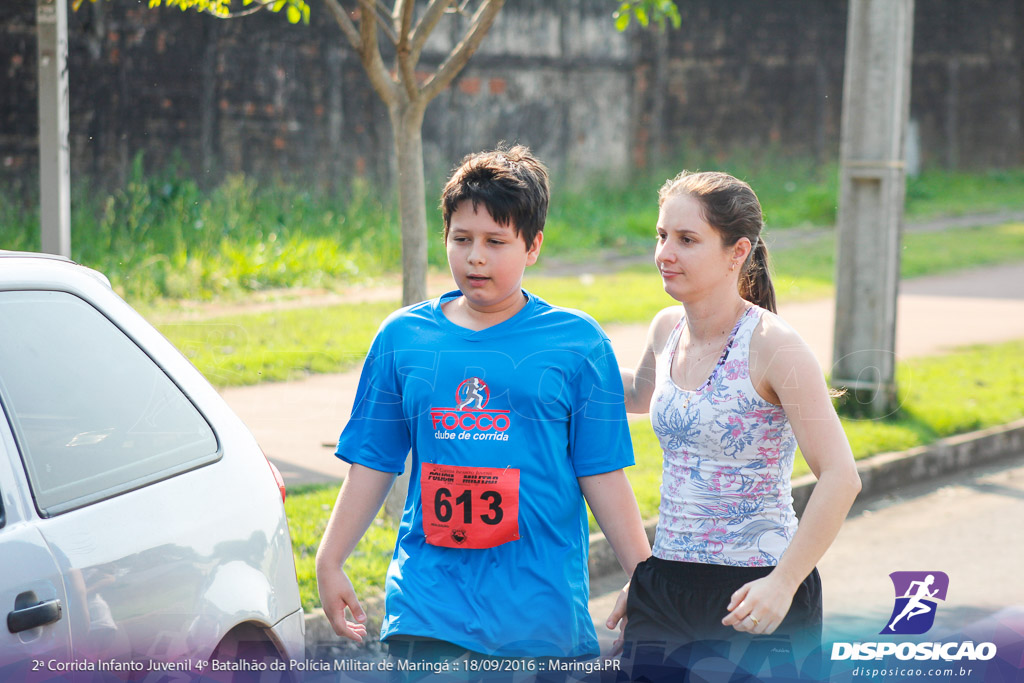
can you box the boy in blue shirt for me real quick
[315,146,650,665]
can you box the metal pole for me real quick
[832,0,915,417]
[37,0,71,258]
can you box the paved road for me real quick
[221,261,1024,487]
[586,452,1024,650]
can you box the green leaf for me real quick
[635,6,648,26]
[614,10,630,31]
[668,5,682,28]
[287,4,300,23]
[271,0,286,11]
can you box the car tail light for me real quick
[262,449,287,503]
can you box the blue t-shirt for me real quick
[336,290,634,657]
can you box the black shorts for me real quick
[621,556,823,680]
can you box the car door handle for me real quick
[7,599,62,634]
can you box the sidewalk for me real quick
[221,260,1024,487]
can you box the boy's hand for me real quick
[317,566,369,642]
[604,581,630,657]
[313,464,397,644]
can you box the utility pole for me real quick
[37,0,72,258]
[832,0,915,417]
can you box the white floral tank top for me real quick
[650,306,798,566]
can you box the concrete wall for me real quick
[1,0,1021,194]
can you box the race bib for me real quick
[420,463,520,549]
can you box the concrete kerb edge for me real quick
[790,417,1024,515]
[302,418,1024,653]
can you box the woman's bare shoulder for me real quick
[750,308,824,378]
[752,308,809,350]
[648,305,684,352]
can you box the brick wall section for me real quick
[636,1,847,166]
[1,0,1021,193]
[912,0,1023,168]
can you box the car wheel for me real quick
[209,624,292,683]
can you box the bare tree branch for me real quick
[208,3,266,18]
[395,0,415,38]
[348,0,400,106]
[323,0,362,51]
[394,0,418,100]
[357,0,398,45]
[421,0,505,102]
[409,0,451,66]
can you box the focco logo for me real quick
[431,377,511,441]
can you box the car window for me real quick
[0,290,219,516]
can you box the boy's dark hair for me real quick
[441,144,549,249]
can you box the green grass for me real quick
[790,340,1024,480]
[1,156,407,302]
[159,302,395,386]
[287,338,1024,612]
[771,221,1024,296]
[155,222,1024,388]
[4,157,1024,303]
[904,168,1024,219]
[284,484,397,612]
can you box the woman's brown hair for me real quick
[659,171,777,313]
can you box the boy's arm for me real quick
[579,470,650,575]
[315,463,397,643]
[579,469,652,648]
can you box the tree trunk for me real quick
[384,99,427,519]
[391,101,429,306]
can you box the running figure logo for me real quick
[881,571,949,635]
[456,377,489,410]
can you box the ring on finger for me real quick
[748,615,760,627]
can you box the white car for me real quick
[0,251,303,678]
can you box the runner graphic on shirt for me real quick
[457,377,488,410]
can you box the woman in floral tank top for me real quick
[612,171,862,671]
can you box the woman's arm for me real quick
[722,318,862,635]
[621,307,681,413]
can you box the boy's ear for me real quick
[525,231,544,266]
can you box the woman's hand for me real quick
[720,573,797,636]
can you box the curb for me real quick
[791,417,1024,516]
[303,418,1024,653]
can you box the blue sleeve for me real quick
[568,338,635,477]
[335,330,410,474]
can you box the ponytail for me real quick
[739,237,776,314]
